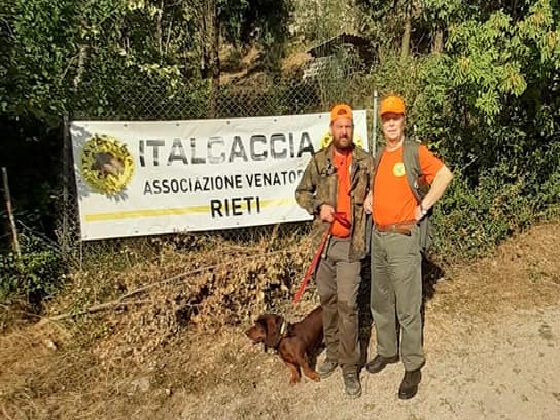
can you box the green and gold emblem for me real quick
[80,134,135,195]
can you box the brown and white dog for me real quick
[245,306,324,384]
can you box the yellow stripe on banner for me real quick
[260,198,296,207]
[84,205,209,221]
[83,198,298,222]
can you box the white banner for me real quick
[70,111,368,240]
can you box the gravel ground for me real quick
[180,306,560,420]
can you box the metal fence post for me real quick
[62,115,70,258]
[372,89,378,157]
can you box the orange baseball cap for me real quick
[330,103,353,123]
[380,95,406,116]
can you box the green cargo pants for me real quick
[315,236,361,374]
[370,225,425,371]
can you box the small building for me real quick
[303,33,378,80]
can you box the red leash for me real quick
[293,212,350,304]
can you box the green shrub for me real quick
[0,233,64,304]
[362,51,560,262]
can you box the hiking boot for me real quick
[317,359,338,379]
[364,355,399,374]
[398,369,422,400]
[343,372,361,398]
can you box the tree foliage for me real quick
[0,0,559,293]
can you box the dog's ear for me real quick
[262,314,284,349]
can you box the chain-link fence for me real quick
[64,65,378,256]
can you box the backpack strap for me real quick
[403,140,426,203]
[402,140,433,254]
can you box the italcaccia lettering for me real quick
[138,133,314,167]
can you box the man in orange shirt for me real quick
[295,104,374,398]
[364,94,453,399]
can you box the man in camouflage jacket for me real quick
[295,104,374,398]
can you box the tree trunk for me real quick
[155,1,164,56]
[73,44,87,91]
[400,1,412,62]
[432,25,444,54]
[198,0,209,79]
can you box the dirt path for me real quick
[179,305,560,420]
[1,223,559,420]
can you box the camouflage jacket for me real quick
[295,143,374,260]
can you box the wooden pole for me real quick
[2,167,21,258]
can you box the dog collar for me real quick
[270,318,288,352]
[279,319,288,337]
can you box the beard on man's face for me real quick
[333,133,352,150]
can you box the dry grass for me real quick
[427,221,560,319]
[0,221,559,419]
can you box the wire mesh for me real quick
[65,64,376,249]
